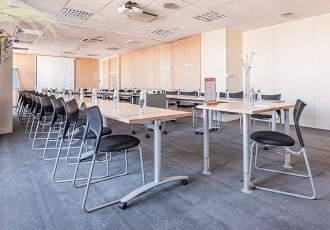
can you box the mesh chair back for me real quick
[166,90,178,95]
[51,97,65,127]
[61,99,80,139]
[261,94,281,100]
[83,106,103,154]
[219,91,244,98]
[293,99,307,148]
[180,91,197,96]
[49,95,56,100]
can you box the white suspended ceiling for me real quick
[13,0,330,58]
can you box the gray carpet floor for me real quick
[1,114,330,230]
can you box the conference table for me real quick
[197,100,295,193]
[83,98,191,207]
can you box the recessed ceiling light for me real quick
[163,3,178,9]
[194,11,226,22]
[60,8,92,20]
[151,29,174,36]
[124,40,143,45]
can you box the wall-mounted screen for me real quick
[36,56,74,91]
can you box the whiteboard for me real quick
[37,56,74,91]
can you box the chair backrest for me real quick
[166,90,178,95]
[261,94,281,100]
[180,91,197,96]
[39,96,53,119]
[293,99,307,148]
[61,99,80,139]
[219,91,244,98]
[83,106,103,154]
[146,93,166,109]
[51,97,65,127]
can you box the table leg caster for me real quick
[119,202,128,210]
[145,134,150,138]
[264,145,269,150]
[181,179,188,185]
[132,130,136,134]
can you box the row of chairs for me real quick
[16,91,146,212]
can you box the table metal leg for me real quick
[271,111,276,131]
[103,117,108,127]
[283,109,292,168]
[120,120,188,205]
[242,113,252,193]
[154,120,161,183]
[203,109,211,175]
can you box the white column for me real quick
[0,36,13,134]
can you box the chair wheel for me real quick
[132,130,136,134]
[195,131,199,134]
[119,202,128,210]
[181,179,188,185]
[146,134,150,138]
[199,132,203,135]
[264,145,269,150]
[163,130,167,134]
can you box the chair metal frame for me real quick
[72,106,145,212]
[249,99,316,199]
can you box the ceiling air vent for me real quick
[124,40,143,45]
[106,47,122,51]
[60,8,92,20]
[81,37,104,43]
[59,51,74,55]
[86,54,99,57]
[13,47,29,51]
[151,29,174,36]
[194,11,226,22]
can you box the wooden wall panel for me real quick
[120,34,201,90]
[14,54,36,90]
[75,58,100,90]
[102,59,109,89]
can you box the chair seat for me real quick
[251,114,272,119]
[177,104,195,108]
[250,131,295,146]
[73,127,112,139]
[76,118,87,127]
[98,135,140,152]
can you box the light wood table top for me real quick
[197,100,294,114]
[83,98,191,124]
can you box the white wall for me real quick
[244,14,330,130]
[201,28,227,93]
[201,28,243,93]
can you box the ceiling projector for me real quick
[118,4,143,15]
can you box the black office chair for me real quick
[218,91,244,134]
[176,90,197,126]
[166,90,178,107]
[72,106,145,212]
[249,99,316,199]
[251,94,282,129]
[52,99,111,183]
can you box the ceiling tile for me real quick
[65,0,105,14]
[193,0,235,10]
